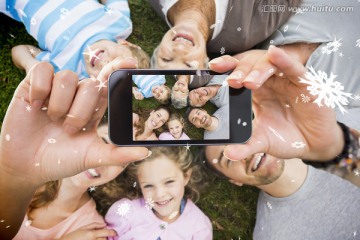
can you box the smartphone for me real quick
[108,69,252,146]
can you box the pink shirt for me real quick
[158,132,191,140]
[105,198,212,240]
[13,199,104,240]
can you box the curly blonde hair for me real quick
[92,146,207,216]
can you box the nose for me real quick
[154,186,166,199]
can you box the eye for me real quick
[161,58,172,62]
[185,63,192,68]
[165,180,175,184]
[143,184,153,189]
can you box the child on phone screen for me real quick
[104,147,212,240]
[6,0,150,79]
[132,75,171,104]
[159,113,190,140]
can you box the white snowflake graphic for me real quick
[88,186,96,192]
[269,40,274,45]
[355,39,360,48]
[291,141,306,149]
[185,143,191,151]
[26,105,32,112]
[300,93,311,103]
[60,8,70,19]
[339,52,344,58]
[83,45,100,63]
[268,68,275,74]
[321,38,342,55]
[283,25,289,33]
[133,181,137,188]
[116,202,131,217]
[299,66,353,114]
[48,138,56,144]
[105,7,113,16]
[285,104,290,108]
[236,27,241,32]
[189,60,199,69]
[29,48,36,55]
[220,47,225,55]
[95,80,107,92]
[354,169,360,177]
[268,126,286,142]
[266,201,272,210]
[212,158,219,164]
[30,17,36,25]
[145,198,155,210]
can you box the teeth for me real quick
[174,37,193,45]
[253,153,265,171]
[87,168,100,177]
[157,199,170,205]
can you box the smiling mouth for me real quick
[250,153,266,172]
[91,50,104,67]
[156,199,172,207]
[201,116,207,125]
[172,34,194,46]
[151,120,157,127]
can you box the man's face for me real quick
[172,76,190,101]
[152,85,169,101]
[205,146,285,186]
[188,108,212,129]
[189,86,216,107]
[155,24,208,69]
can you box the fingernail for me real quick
[243,70,260,83]
[64,124,79,134]
[208,57,223,66]
[226,70,244,81]
[140,150,152,160]
[32,100,44,110]
[223,151,238,162]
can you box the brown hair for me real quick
[92,146,208,216]
[29,181,61,211]
[134,106,170,138]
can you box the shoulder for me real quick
[106,198,142,220]
[183,200,212,225]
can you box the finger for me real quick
[97,57,138,83]
[26,62,54,110]
[267,46,308,86]
[208,55,239,73]
[92,229,117,238]
[63,78,102,134]
[84,142,151,170]
[80,222,107,230]
[223,134,266,161]
[47,70,79,121]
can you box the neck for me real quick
[206,116,219,131]
[259,159,308,198]
[168,0,215,41]
[49,179,90,213]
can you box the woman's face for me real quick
[155,24,208,69]
[168,119,184,139]
[146,109,170,130]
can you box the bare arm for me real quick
[11,45,41,73]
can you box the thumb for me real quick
[85,142,150,168]
[224,134,266,161]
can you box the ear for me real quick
[183,169,192,185]
[229,179,243,187]
[117,39,129,45]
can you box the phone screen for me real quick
[109,69,252,146]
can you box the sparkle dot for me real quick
[279,72,284,77]
[48,138,56,144]
[242,122,247,126]
[270,40,274,44]
[98,158,102,163]
[61,84,65,88]
[95,108,99,112]
[269,68,275,74]
[82,128,86,131]
[237,118,241,125]
[212,159,218,164]
[5,134,10,141]
[133,182,137,188]
[6,225,10,228]
[237,27,241,31]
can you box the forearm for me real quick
[11,45,41,73]
[0,168,36,239]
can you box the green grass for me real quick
[0,1,258,239]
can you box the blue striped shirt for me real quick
[3,0,132,79]
[132,75,166,98]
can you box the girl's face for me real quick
[137,156,191,222]
[168,119,184,139]
[146,109,170,130]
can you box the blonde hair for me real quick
[126,43,151,69]
[92,146,206,216]
[155,85,171,104]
